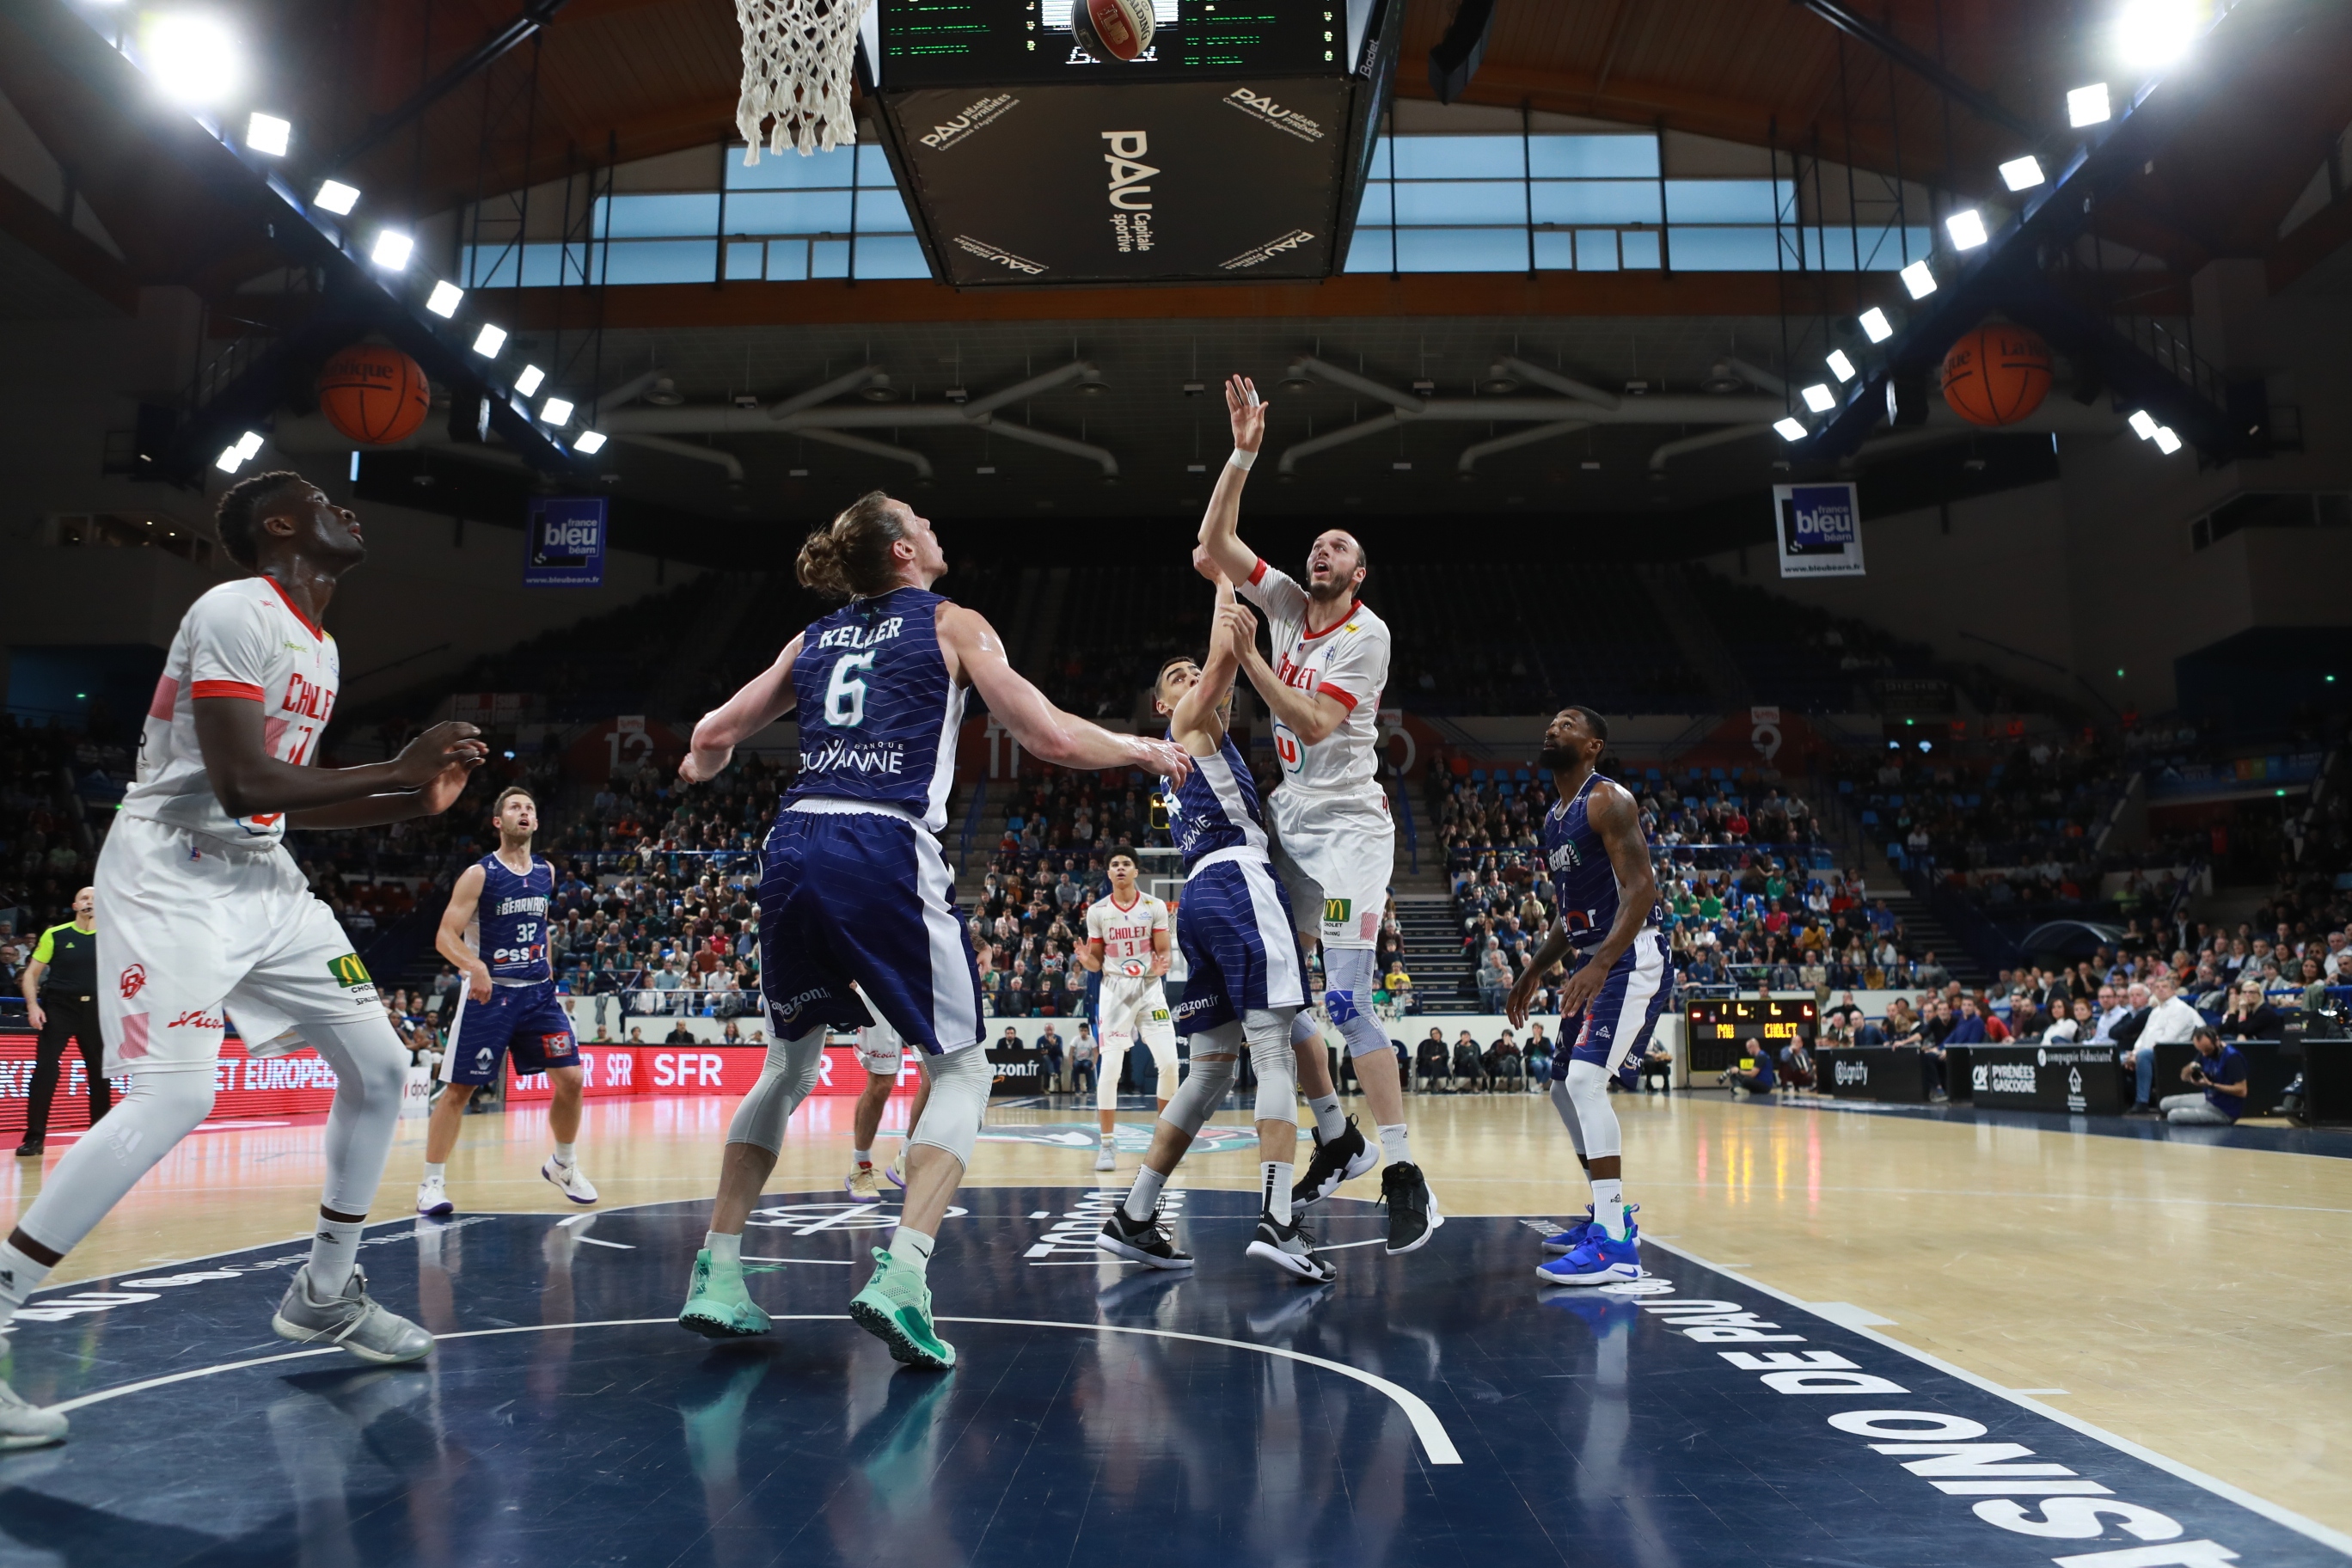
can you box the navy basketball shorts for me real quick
[1553,929,1674,1084]
[757,804,983,1055]
[1170,853,1306,1038]
[441,981,579,1087]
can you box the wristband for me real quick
[1228,448,1257,472]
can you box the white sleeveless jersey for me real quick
[123,577,340,848]
[1240,559,1389,795]
[1085,891,1169,980]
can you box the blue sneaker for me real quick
[1540,1203,1636,1254]
[1535,1223,1641,1287]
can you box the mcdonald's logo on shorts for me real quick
[328,953,373,989]
[1323,898,1351,925]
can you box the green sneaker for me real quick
[848,1248,956,1369]
[678,1248,771,1338]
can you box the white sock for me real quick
[1592,1178,1627,1240]
[705,1229,741,1267]
[894,1225,936,1276]
[308,1214,364,1295]
[1123,1166,1167,1222]
[1377,1123,1412,1167]
[422,1162,447,1184]
[553,1142,576,1167]
[0,1241,54,1334]
[1307,1093,1344,1142]
[1262,1161,1295,1226]
[853,1148,873,1167]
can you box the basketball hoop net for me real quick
[734,0,871,162]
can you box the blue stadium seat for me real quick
[1860,811,1879,825]
[1838,779,1853,793]
[1514,769,1531,783]
[1470,769,1487,783]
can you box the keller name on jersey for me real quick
[812,616,905,652]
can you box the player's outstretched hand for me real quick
[1555,959,1606,1020]
[392,722,487,789]
[1215,600,1259,658]
[1504,967,1542,1030]
[679,744,732,785]
[1226,375,1268,451]
[417,760,476,817]
[1134,737,1192,787]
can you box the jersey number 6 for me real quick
[824,652,876,728]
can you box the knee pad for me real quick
[1161,1023,1240,1137]
[1565,1058,1623,1161]
[1548,1079,1587,1157]
[909,1044,993,1168]
[1320,949,1391,1059]
[1245,1011,1298,1126]
[726,1037,824,1155]
[1289,1010,1324,1048]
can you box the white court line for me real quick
[39,1314,1462,1465]
[742,1256,854,1265]
[574,1237,634,1250]
[1644,1236,2352,1559]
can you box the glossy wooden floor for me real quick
[6,1086,2349,1535]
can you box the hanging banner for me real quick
[1773,482,1865,578]
[524,497,608,587]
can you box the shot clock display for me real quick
[879,2,1351,89]
[1683,997,1818,1074]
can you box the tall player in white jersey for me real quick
[1196,376,1438,1254]
[1079,847,1176,1171]
[0,473,487,1449]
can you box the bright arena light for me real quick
[1801,383,1837,414]
[514,364,546,397]
[1899,260,1938,299]
[144,14,243,106]
[2153,426,2183,455]
[1827,350,1857,383]
[2128,408,2159,439]
[1945,209,1989,250]
[473,324,508,357]
[573,431,609,454]
[540,397,574,426]
[1859,307,1895,343]
[245,113,290,156]
[314,181,360,216]
[426,281,464,318]
[1773,417,1808,442]
[371,230,413,270]
[235,430,263,460]
[2000,155,2047,192]
[2116,0,2202,68]
[215,444,243,474]
[2068,83,2113,127]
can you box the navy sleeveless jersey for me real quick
[1163,731,1271,874]
[781,586,968,831]
[476,852,554,983]
[1540,773,1658,950]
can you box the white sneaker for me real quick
[1094,1139,1117,1173]
[415,1179,453,1217]
[845,1164,884,1200]
[0,1375,65,1449]
[542,1157,597,1205]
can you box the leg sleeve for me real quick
[304,1014,413,1217]
[1564,1057,1622,1161]
[726,1036,827,1155]
[11,1070,216,1258]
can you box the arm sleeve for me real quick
[30,928,57,965]
[1311,622,1391,714]
[186,591,275,701]
[1236,559,1308,626]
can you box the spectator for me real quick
[2121,973,2201,1115]
[2217,982,2283,1042]
[1414,1030,1450,1093]
[2043,995,2095,1043]
[1777,1036,1816,1091]
[1524,1023,1553,1084]
[1035,1022,1065,1089]
[1450,1030,1490,1093]
[1718,1036,1778,1097]
[2159,1026,2248,1124]
[2087,983,2128,1044]
[1068,1026,1097,1096]
[1637,1037,1674,1092]
[665,1020,695,1044]
[1485,1028,1523,1087]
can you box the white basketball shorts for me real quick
[1097,973,1176,1050]
[1268,785,1395,951]
[855,1017,906,1075]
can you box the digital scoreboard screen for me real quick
[1685,998,1819,1043]
[878,1,1348,88]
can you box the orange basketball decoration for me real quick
[1940,323,2052,427]
[317,343,432,444]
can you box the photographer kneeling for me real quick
[2159,1026,2249,1125]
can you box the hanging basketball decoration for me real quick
[1940,322,2053,427]
[1070,0,1155,62]
[316,343,433,444]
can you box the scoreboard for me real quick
[879,2,1351,88]
[1683,997,1818,1073]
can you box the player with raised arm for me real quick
[0,472,486,1448]
[1506,706,1670,1287]
[1079,846,1176,1172]
[1196,377,1431,1253]
[671,492,1191,1369]
[1097,579,1329,1281]
[417,786,596,1216]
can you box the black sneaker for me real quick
[13,1143,41,1159]
[1291,1115,1379,1209]
[1095,1206,1194,1271]
[1379,1161,1444,1256]
[1246,1213,1337,1283]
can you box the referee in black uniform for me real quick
[18,886,110,1156]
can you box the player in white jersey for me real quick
[1079,847,1176,1171]
[1196,376,1437,1254]
[845,996,931,1199]
[0,473,487,1449]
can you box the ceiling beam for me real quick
[0,176,139,312]
[325,0,573,176]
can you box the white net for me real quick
[734,0,872,163]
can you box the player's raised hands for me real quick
[1131,736,1194,788]
[1215,599,1259,658]
[391,721,487,789]
[1226,374,1268,452]
[417,760,477,817]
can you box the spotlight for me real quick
[861,371,897,402]
[2068,83,2112,127]
[472,323,507,357]
[573,431,608,455]
[1899,260,1937,299]
[314,181,360,216]
[1859,307,1895,343]
[540,397,573,426]
[426,281,463,318]
[1480,361,1521,395]
[235,430,262,460]
[2000,155,2046,192]
[1827,349,1858,383]
[1700,362,1746,395]
[371,230,413,271]
[1773,417,1809,442]
[514,364,545,396]
[215,444,243,473]
[245,113,290,157]
[1280,364,1314,394]
[2153,426,2183,455]
[2116,0,2200,67]
[1801,383,1837,413]
[1076,366,1110,396]
[1945,209,1989,250]
[144,14,242,105]
[2128,408,2159,439]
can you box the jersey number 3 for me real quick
[824,652,876,728]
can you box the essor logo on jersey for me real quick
[119,964,147,1001]
[167,1009,224,1031]
[327,953,371,988]
[1779,485,1859,554]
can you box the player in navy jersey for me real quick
[673,491,1191,1369]
[1507,706,1669,1287]
[420,787,597,1216]
[1096,579,1332,1282]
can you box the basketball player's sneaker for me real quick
[1379,1161,1443,1255]
[271,1265,434,1363]
[1535,1225,1641,1287]
[678,1249,771,1338]
[846,1163,885,1200]
[1542,1204,1637,1253]
[1095,1205,1194,1270]
[1246,1214,1337,1283]
[848,1248,955,1370]
[1094,1136,1117,1173]
[885,1151,908,1189]
[0,1376,65,1449]
[542,1157,597,1205]
[414,1176,454,1217]
[1290,1115,1377,1208]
